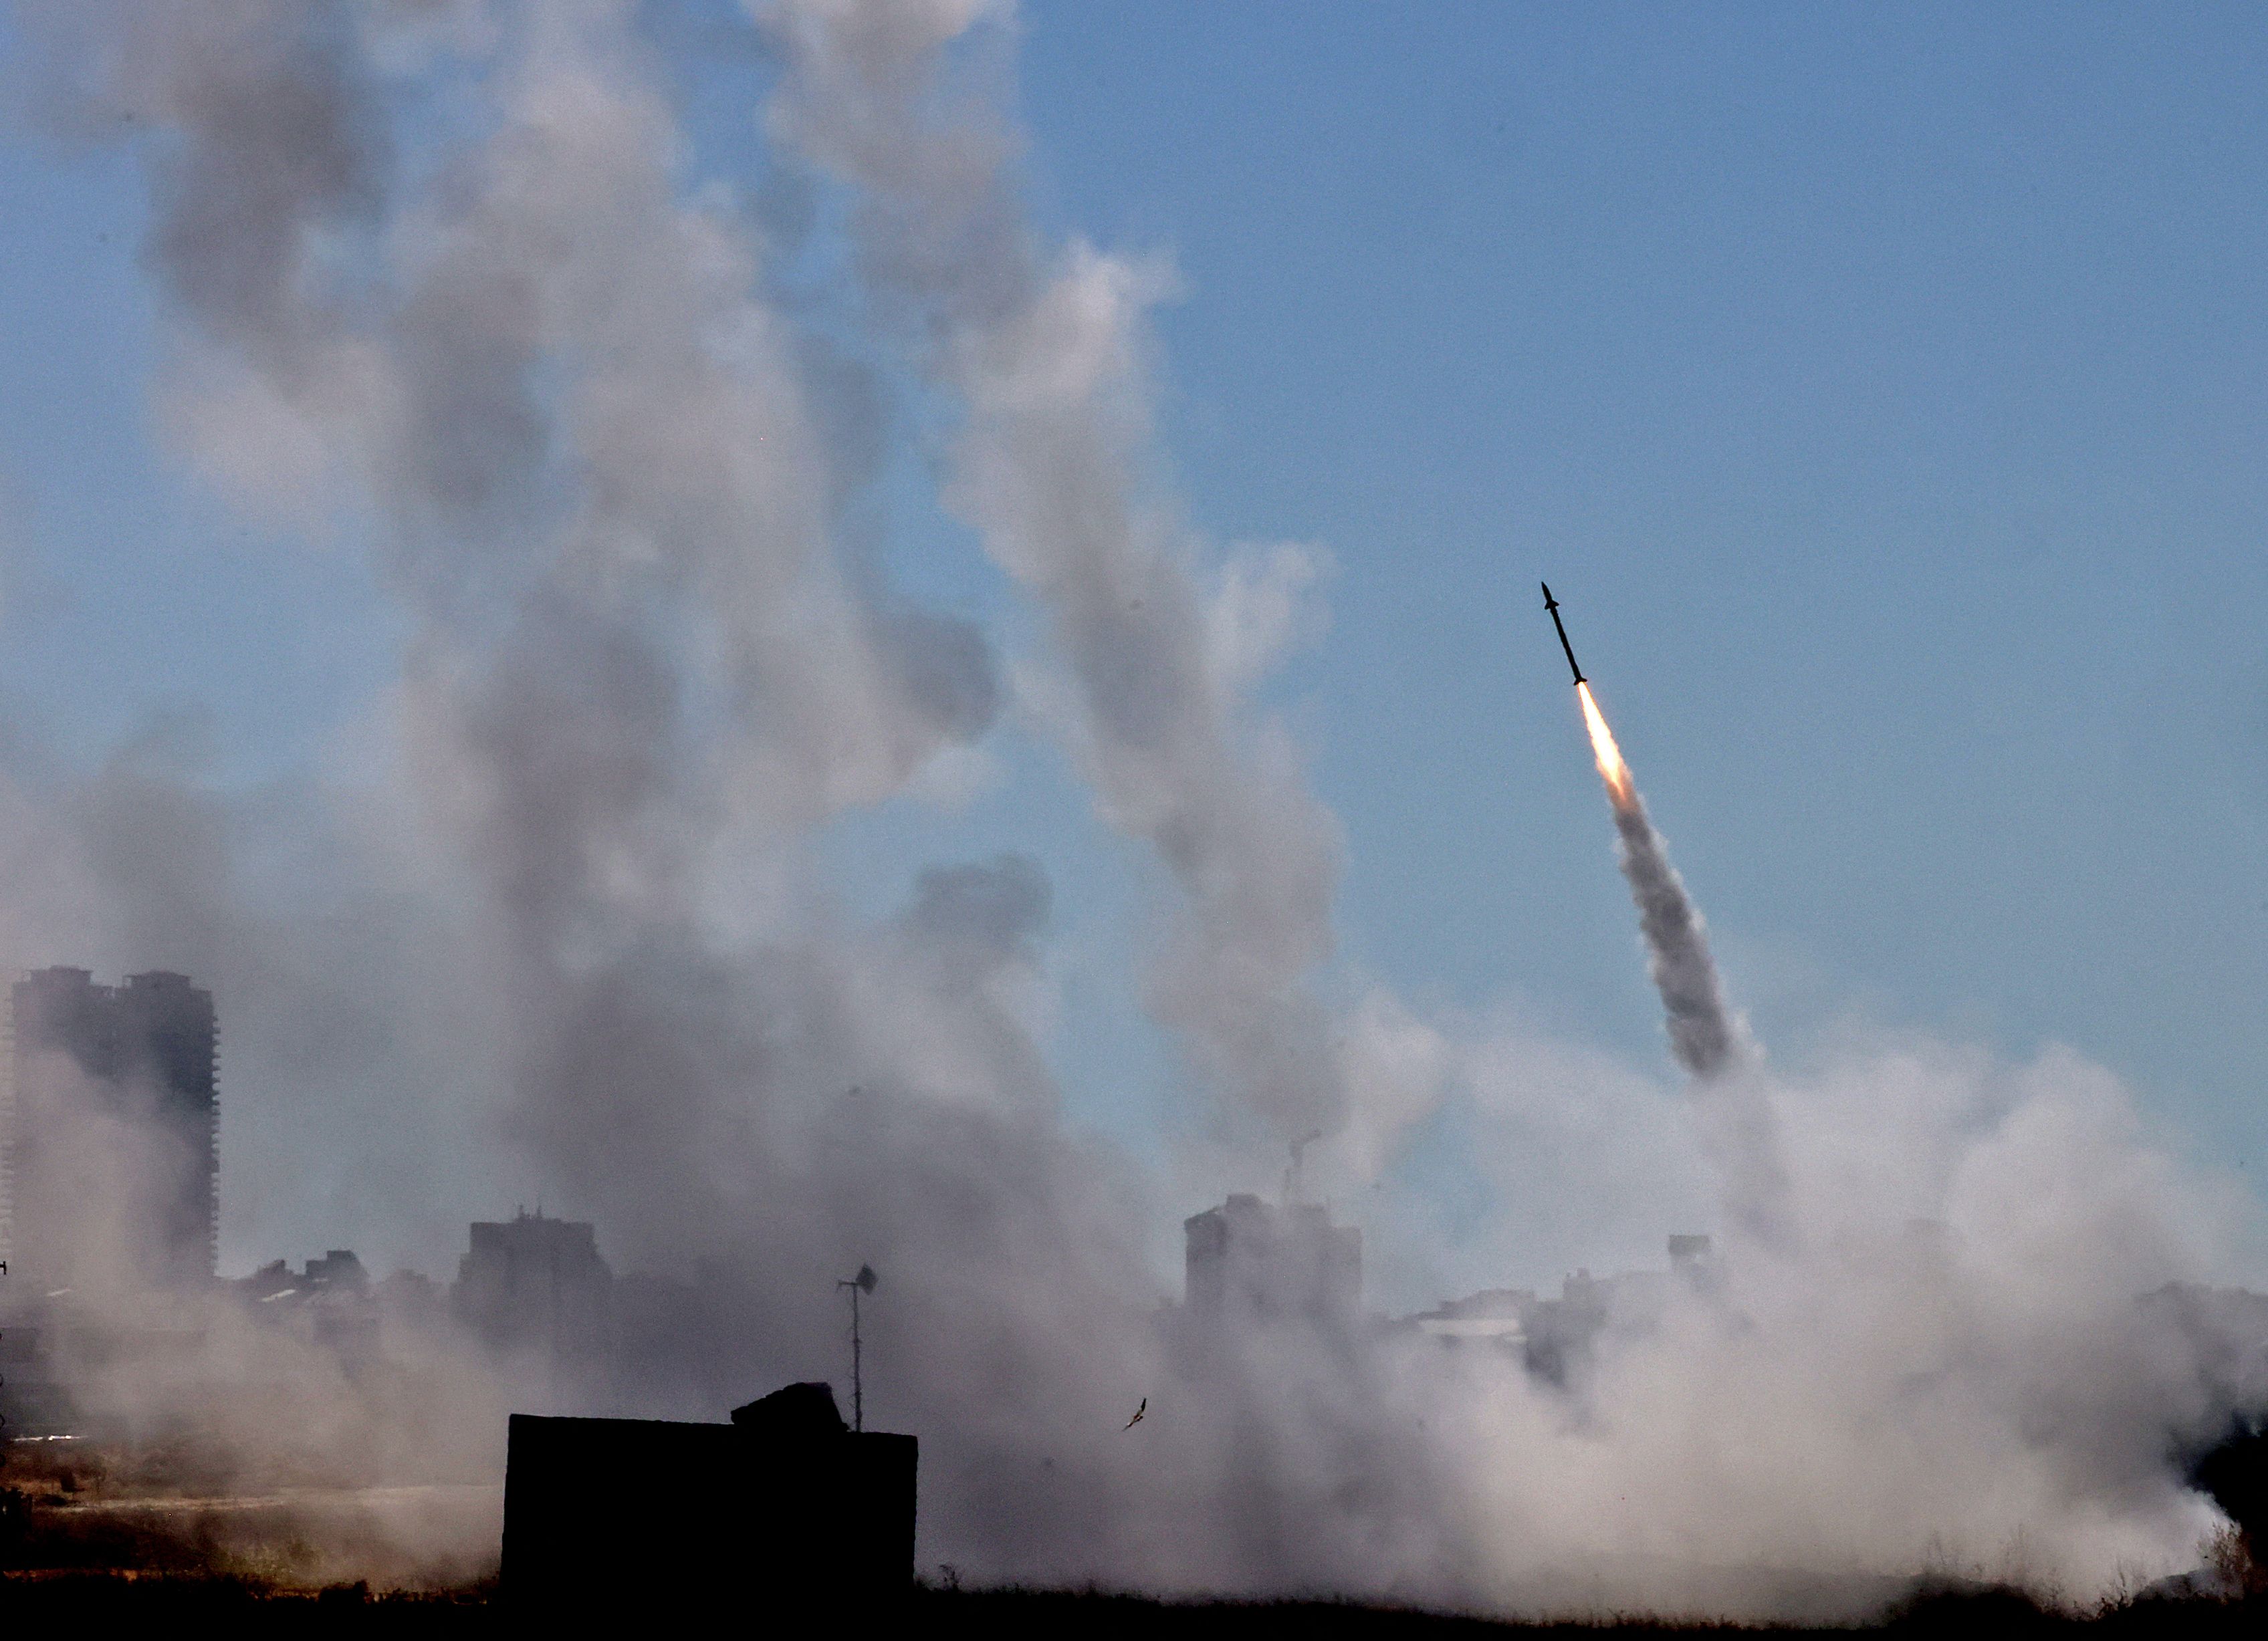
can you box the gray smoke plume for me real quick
[13,0,1399,1591]
[1608,788,1748,1082]
[1582,686,1781,1237]
[762,0,1359,1160]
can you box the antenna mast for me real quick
[837,1264,878,1432]
[1283,1128,1325,1205]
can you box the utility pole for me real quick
[837,1265,877,1432]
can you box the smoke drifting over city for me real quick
[0,0,2263,1617]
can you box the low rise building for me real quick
[1402,1235,1715,1384]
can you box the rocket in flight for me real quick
[1541,582,1585,686]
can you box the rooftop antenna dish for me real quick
[836,1264,879,1431]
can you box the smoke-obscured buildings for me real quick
[1401,1235,1718,1384]
[1184,1192,1362,1328]
[235,1247,381,1364]
[452,1209,614,1374]
[1,968,219,1293]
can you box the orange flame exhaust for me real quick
[1577,681,1633,809]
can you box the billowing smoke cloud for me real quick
[3,0,2267,1616]
[764,0,1362,1159]
[9,0,1313,1590]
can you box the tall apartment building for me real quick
[1,967,219,1291]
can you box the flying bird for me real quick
[1123,1398,1146,1430]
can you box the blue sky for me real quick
[1,1,2266,1226]
[1013,1,2268,1161]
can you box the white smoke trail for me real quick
[760,0,1397,1172]
[1609,789,1745,1082]
[1609,787,1797,1245]
[1577,679,1785,1242]
[1576,681,1748,1083]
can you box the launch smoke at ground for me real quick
[1574,682,1746,1082]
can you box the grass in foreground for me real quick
[0,1579,2265,1634]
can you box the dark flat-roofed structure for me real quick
[503,1382,916,1608]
